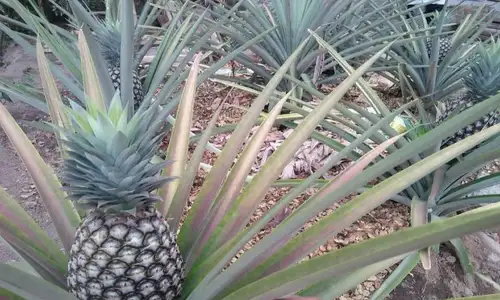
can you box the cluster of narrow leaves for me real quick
[373,1,493,110]
[193,0,419,100]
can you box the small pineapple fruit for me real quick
[407,8,455,63]
[437,37,500,148]
[424,10,456,63]
[63,93,184,300]
[424,37,452,62]
[91,21,145,109]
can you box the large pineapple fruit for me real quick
[63,94,185,299]
[437,37,500,148]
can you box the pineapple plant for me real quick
[84,12,145,109]
[62,94,185,299]
[437,37,500,148]
[375,2,492,109]
[291,34,500,298]
[422,9,457,63]
[198,0,404,100]
[0,0,158,112]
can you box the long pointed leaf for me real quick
[0,187,68,287]
[185,90,293,269]
[178,34,312,257]
[300,255,406,300]
[201,41,396,268]
[0,263,76,300]
[167,88,230,230]
[222,196,500,299]
[36,38,70,154]
[120,0,134,115]
[218,135,402,297]
[221,123,500,299]
[369,252,420,300]
[159,53,202,216]
[77,29,106,111]
[0,103,78,253]
[182,101,417,295]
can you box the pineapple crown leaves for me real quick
[94,24,134,66]
[464,37,500,102]
[56,92,174,212]
[65,0,141,67]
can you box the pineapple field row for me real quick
[1,0,500,300]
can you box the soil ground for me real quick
[1,44,500,299]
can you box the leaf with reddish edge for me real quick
[183,101,417,295]
[304,135,403,213]
[159,53,202,217]
[0,103,77,254]
[185,90,293,268]
[186,44,395,300]
[196,42,396,268]
[36,39,70,150]
[218,125,500,298]
[0,187,68,287]
[76,29,106,111]
[166,88,230,232]
[217,127,500,299]
[233,135,402,280]
[184,100,417,291]
[0,263,76,300]
[178,36,313,256]
[299,255,406,299]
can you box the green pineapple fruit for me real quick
[63,94,184,299]
[408,8,456,63]
[94,26,145,109]
[425,10,455,63]
[437,37,500,148]
[424,36,452,62]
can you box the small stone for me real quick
[368,275,378,281]
[446,255,457,264]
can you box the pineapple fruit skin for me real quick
[437,95,500,148]
[108,66,145,110]
[425,37,452,62]
[67,206,185,300]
